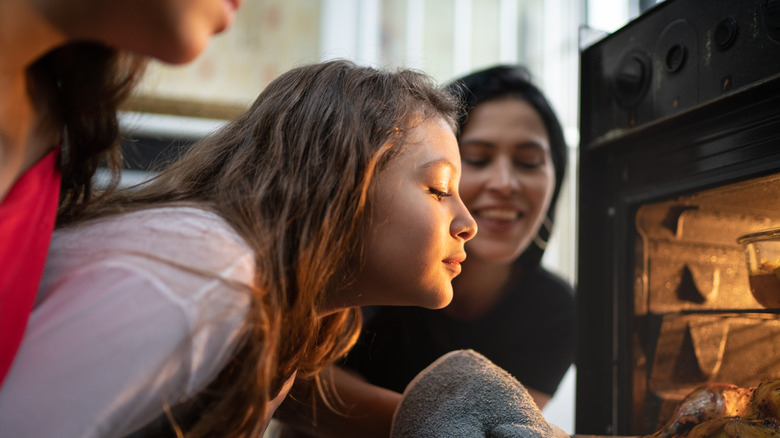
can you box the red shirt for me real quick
[0,147,61,387]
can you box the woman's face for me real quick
[347,117,477,310]
[50,0,241,63]
[458,97,555,264]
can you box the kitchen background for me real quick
[117,0,666,433]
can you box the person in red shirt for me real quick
[0,0,243,388]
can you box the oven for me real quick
[576,0,780,435]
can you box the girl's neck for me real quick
[444,255,519,321]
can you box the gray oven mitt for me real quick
[390,349,561,438]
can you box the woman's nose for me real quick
[486,157,520,196]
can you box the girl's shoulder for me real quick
[11,206,253,438]
[41,206,256,304]
[58,206,241,242]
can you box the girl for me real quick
[0,0,241,387]
[345,64,574,410]
[0,60,476,437]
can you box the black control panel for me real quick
[580,0,780,148]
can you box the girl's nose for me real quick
[451,198,477,241]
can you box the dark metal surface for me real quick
[577,0,780,435]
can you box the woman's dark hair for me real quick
[26,41,147,223]
[445,65,568,268]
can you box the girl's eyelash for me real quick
[429,187,453,201]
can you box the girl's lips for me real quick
[443,254,467,275]
[444,252,467,264]
[443,260,463,276]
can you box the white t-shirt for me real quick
[0,207,254,437]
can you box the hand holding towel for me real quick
[391,349,566,438]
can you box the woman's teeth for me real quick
[478,208,519,221]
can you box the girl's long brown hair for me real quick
[26,41,147,222]
[69,60,459,437]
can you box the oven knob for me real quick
[614,52,651,108]
[714,17,738,50]
[765,0,780,43]
[665,44,687,73]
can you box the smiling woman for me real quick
[457,96,555,264]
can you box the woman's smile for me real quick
[471,203,528,234]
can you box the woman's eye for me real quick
[462,156,490,167]
[514,159,544,169]
[429,187,453,201]
[514,152,548,169]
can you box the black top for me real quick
[343,265,575,396]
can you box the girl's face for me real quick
[458,98,555,264]
[51,0,241,64]
[346,117,477,310]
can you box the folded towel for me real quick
[391,349,562,438]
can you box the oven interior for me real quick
[576,0,780,435]
[633,173,780,433]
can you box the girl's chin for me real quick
[417,287,453,310]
